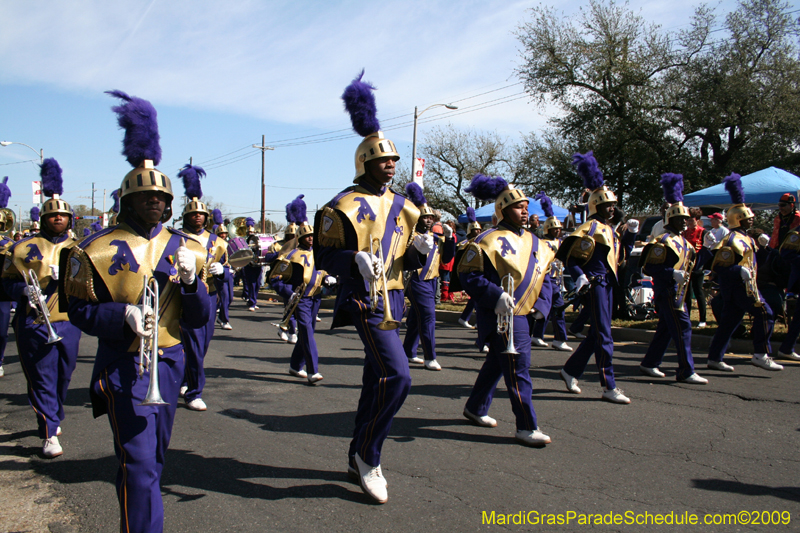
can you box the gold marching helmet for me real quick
[535,191,562,233]
[722,173,753,229]
[215,224,229,237]
[107,90,174,223]
[39,158,73,229]
[0,177,13,234]
[660,173,690,224]
[571,151,616,217]
[494,187,527,224]
[178,164,209,220]
[342,71,400,182]
[464,174,527,225]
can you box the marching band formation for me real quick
[0,73,798,531]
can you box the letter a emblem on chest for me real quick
[108,240,141,275]
[498,237,516,257]
[24,244,44,263]
[354,197,376,223]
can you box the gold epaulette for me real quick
[711,246,736,269]
[457,242,483,274]
[317,206,345,248]
[643,243,667,265]
[270,259,293,281]
[64,246,99,302]
[781,231,800,253]
[568,236,595,264]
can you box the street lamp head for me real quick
[445,105,458,110]
[0,142,11,146]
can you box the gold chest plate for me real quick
[563,220,619,275]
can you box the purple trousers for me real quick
[403,277,438,361]
[290,297,322,375]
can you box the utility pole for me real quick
[91,182,95,217]
[252,136,274,234]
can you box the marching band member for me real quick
[314,71,426,504]
[0,177,13,378]
[64,90,210,533]
[213,220,234,330]
[242,217,261,311]
[556,152,630,404]
[270,196,335,383]
[2,159,81,457]
[776,229,800,360]
[403,182,455,370]
[458,174,554,446]
[177,165,227,411]
[706,173,782,371]
[531,191,572,352]
[29,206,40,234]
[457,207,482,330]
[266,199,300,343]
[638,174,707,384]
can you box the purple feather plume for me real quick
[466,206,477,224]
[90,221,102,232]
[30,207,40,222]
[572,151,604,190]
[0,177,11,209]
[464,174,509,201]
[178,164,206,199]
[212,208,223,225]
[723,173,745,204]
[83,228,91,237]
[342,70,380,137]
[286,195,307,224]
[534,191,555,218]
[106,90,162,167]
[40,158,64,197]
[660,173,684,204]
[111,189,120,214]
[245,217,255,227]
[404,182,427,208]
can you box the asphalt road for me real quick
[1,299,799,532]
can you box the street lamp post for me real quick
[411,103,457,189]
[0,141,43,165]
[252,135,275,234]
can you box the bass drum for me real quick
[227,237,255,268]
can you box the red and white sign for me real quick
[412,158,425,187]
[32,180,43,204]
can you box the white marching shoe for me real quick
[42,436,62,458]
[316,316,321,322]
[408,356,424,364]
[481,345,489,353]
[707,360,735,372]
[639,365,666,378]
[179,385,188,398]
[515,429,551,446]
[559,369,581,394]
[551,340,572,352]
[424,359,442,371]
[602,388,631,404]
[679,373,708,384]
[289,368,308,379]
[248,307,256,312]
[0,365,4,377]
[751,354,783,371]
[56,426,62,436]
[458,318,475,329]
[308,373,324,384]
[288,333,298,344]
[570,330,586,339]
[354,453,388,504]
[463,408,497,428]
[531,337,548,347]
[186,398,207,411]
[777,351,800,361]
[222,322,233,330]
[278,329,289,342]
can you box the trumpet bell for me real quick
[377,319,400,331]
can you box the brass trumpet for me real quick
[22,270,62,345]
[497,274,518,355]
[369,236,399,330]
[278,282,306,331]
[744,267,765,308]
[673,258,694,310]
[139,275,167,406]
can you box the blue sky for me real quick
[0,0,742,224]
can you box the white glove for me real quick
[494,292,515,315]
[703,232,717,247]
[355,251,381,281]
[49,265,59,281]
[22,286,40,309]
[740,268,752,281]
[532,310,544,320]
[442,224,453,238]
[323,275,337,287]
[672,270,685,283]
[208,262,224,276]
[124,304,155,339]
[413,233,434,255]
[757,234,769,247]
[175,238,196,285]
[626,219,639,234]
[575,274,590,292]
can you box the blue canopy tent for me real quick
[457,197,570,223]
[683,167,800,210]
